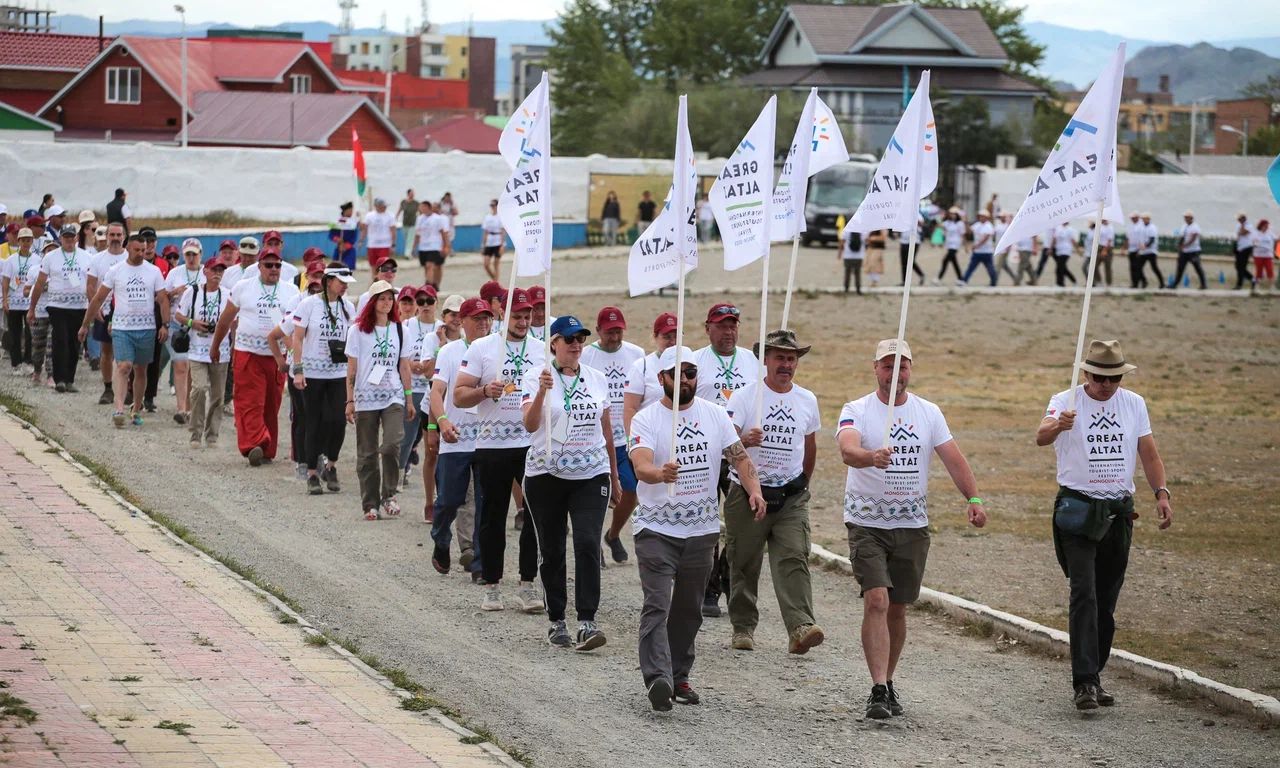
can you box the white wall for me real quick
[0,141,720,225]
[978,168,1280,237]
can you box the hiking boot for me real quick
[307,475,323,495]
[547,620,572,648]
[173,412,187,425]
[481,584,504,611]
[322,464,340,492]
[112,411,126,429]
[459,549,474,570]
[673,682,700,705]
[886,681,904,716]
[701,595,721,618]
[574,621,606,652]
[130,413,144,427]
[1074,684,1099,711]
[143,398,157,413]
[517,581,544,614]
[647,678,673,712]
[54,382,66,393]
[865,684,892,720]
[1096,684,1115,707]
[248,446,265,467]
[431,544,450,575]
[788,624,825,655]
[731,631,754,651]
[604,533,629,563]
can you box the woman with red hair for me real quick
[345,280,416,520]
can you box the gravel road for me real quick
[3,372,1275,768]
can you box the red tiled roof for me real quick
[0,31,109,71]
[403,116,500,153]
[335,70,470,109]
[185,91,406,149]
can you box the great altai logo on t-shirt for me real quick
[1086,407,1125,485]
[762,402,799,448]
[885,417,924,496]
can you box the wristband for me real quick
[426,423,438,431]
[968,497,984,505]
[1154,487,1171,501]
[186,318,193,328]
[404,388,413,395]
[436,414,449,422]
[291,364,304,375]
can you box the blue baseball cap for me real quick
[549,315,590,341]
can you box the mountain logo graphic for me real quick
[605,365,627,380]
[766,403,795,422]
[1088,410,1121,430]
[676,421,705,440]
[568,387,593,402]
[889,418,918,441]
[506,353,533,368]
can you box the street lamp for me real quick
[175,4,187,148]
[1220,122,1249,157]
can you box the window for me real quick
[374,44,381,54]
[461,46,467,56]
[349,44,356,54]
[290,74,312,94]
[461,68,467,79]
[361,42,369,54]
[105,67,141,104]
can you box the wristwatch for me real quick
[1154,487,1171,501]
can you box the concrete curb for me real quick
[0,406,525,768]
[808,542,1280,725]
[535,284,1271,299]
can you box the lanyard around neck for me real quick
[555,365,581,412]
[713,348,737,383]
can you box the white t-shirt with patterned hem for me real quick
[460,332,545,450]
[521,365,611,480]
[1046,386,1152,499]
[345,322,412,412]
[291,294,354,380]
[180,284,231,364]
[628,397,739,539]
[624,352,665,413]
[88,250,126,316]
[581,340,646,447]
[101,261,165,331]
[727,380,821,487]
[836,392,953,530]
[230,279,300,357]
[692,345,761,409]
[432,338,479,455]
[2,253,40,312]
[404,319,439,394]
[38,248,90,309]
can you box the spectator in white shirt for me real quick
[1172,210,1206,290]
[1233,212,1254,290]
[360,198,397,271]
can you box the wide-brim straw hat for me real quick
[1079,339,1137,376]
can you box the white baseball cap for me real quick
[181,237,202,255]
[874,338,912,361]
[657,345,696,373]
[45,204,65,217]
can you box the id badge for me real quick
[365,365,387,385]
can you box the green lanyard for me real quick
[61,249,78,272]
[506,337,528,379]
[556,366,581,412]
[259,279,278,306]
[372,325,391,356]
[713,349,737,386]
[16,254,29,280]
[185,268,199,288]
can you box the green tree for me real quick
[1249,125,1280,157]
[1241,74,1280,108]
[545,0,642,154]
[934,95,1016,166]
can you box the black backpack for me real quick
[847,230,863,251]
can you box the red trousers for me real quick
[234,350,284,459]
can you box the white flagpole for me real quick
[543,266,552,455]
[780,234,801,329]
[668,93,692,497]
[881,226,918,447]
[1066,200,1107,413]
[668,263,686,497]
[502,254,518,334]
[755,131,775,430]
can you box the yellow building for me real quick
[444,35,470,80]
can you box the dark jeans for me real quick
[47,307,86,384]
[1052,255,1077,286]
[302,377,346,470]
[1037,248,1052,277]
[6,309,30,367]
[842,259,862,293]
[474,446,538,585]
[937,248,962,280]
[1138,253,1164,288]
[1127,252,1144,288]
[1053,493,1133,688]
[636,530,718,687]
[287,377,306,463]
[961,252,997,285]
[1233,246,1254,289]
[898,242,925,284]
[432,450,484,570]
[1173,251,1206,289]
[525,472,609,621]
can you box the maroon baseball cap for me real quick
[527,285,547,305]
[162,244,180,258]
[302,246,326,262]
[374,255,398,271]
[397,285,417,300]
[509,288,534,312]
[597,306,626,332]
[706,302,741,323]
[653,312,678,335]
[258,247,282,262]
[203,255,226,268]
[25,215,44,227]
[416,284,438,299]
[4,223,18,234]
[459,297,493,318]
[263,229,284,245]
[479,280,505,302]
[218,238,237,251]
[306,260,325,276]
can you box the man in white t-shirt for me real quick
[836,338,986,720]
[622,311,678,451]
[85,222,127,404]
[240,230,300,287]
[724,330,823,656]
[580,306,646,563]
[1136,212,1165,289]
[628,344,765,711]
[1172,210,1207,290]
[414,201,451,288]
[453,287,545,612]
[1233,212,1254,290]
[1036,339,1173,711]
[959,210,997,286]
[1050,222,1080,287]
[360,198,397,270]
[221,236,260,291]
[481,198,505,281]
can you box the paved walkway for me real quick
[0,415,514,767]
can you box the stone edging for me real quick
[808,543,1280,725]
[0,406,524,768]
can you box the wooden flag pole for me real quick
[543,265,552,456]
[755,239,771,428]
[882,226,919,447]
[1066,200,1108,413]
[780,234,801,329]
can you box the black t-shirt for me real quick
[638,200,657,222]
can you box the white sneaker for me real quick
[481,584,504,611]
[517,581,544,614]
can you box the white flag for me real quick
[628,95,699,296]
[995,44,1125,253]
[843,71,937,235]
[710,96,777,271]
[770,89,849,241]
[498,74,552,277]
[498,78,545,169]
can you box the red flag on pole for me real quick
[352,127,366,197]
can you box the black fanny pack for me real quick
[1053,487,1131,541]
[760,474,809,515]
[327,339,348,364]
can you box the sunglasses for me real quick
[561,334,588,345]
[712,307,740,319]
[378,265,398,273]
[260,262,282,270]
[1092,374,1123,384]
[664,365,698,380]
[416,297,436,306]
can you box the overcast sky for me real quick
[55,0,1280,42]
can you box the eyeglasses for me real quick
[1093,374,1123,384]
[664,366,698,380]
[416,297,436,306]
[260,262,282,270]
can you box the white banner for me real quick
[843,71,937,235]
[628,95,699,296]
[498,74,552,277]
[497,77,546,170]
[770,89,849,241]
[995,44,1126,252]
[710,96,777,271]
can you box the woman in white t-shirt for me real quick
[1252,219,1276,289]
[1,232,39,374]
[345,280,416,520]
[166,239,206,424]
[520,315,620,651]
[176,256,231,447]
[937,208,966,281]
[399,285,441,517]
[481,198,504,281]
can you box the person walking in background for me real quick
[601,191,622,246]
[481,199,505,281]
[1094,218,1115,286]
[841,226,864,294]
[960,210,997,287]
[1137,213,1164,289]
[937,208,965,282]
[179,254,231,447]
[697,194,715,243]
[414,202,450,289]
[1172,210,1206,291]
[1,227,38,374]
[637,191,657,236]
[1051,222,1079,287]
[1252,219,1275,291]
[864,229,885,288]
[398,189,419,258]
[439,192,458,234]
[165,239,205,423]
[360,198,397,270]
[332,202,360,269]
[105,188,131,235]
[1233,212,1254,290]
[399,285,439,508]
[994,211,1018,285]
[1125,212,1144,288]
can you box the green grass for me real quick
[109,675,142,683]
[0,691,38,725]
[155,720,193,737]
[303,633,329,647]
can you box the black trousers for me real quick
[144,339,164,400]
[474,446,539,585]
[302,377,347,470]
[842,259,862,293]
[898,242,925,283]
[937,248,962,280]
[287,377,306,463]
[1037,248,1052,277]
[1127,252,1144,288]
[1138,253,1164,289]
[1173,251,1206,289]
[1052,255,1077,287]
[6,309,30,367]
[47,307,85,385]
[1233,246,1254,289]
[1055,511,1132,688]
[525,472,609,622]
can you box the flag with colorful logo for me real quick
[994,45,1125,253]
[628,95,699,296]
[352,127,366,198]
[770,89,849,241]
[498,73,553,277]
[710,96,777,271]
[842,71,937,235]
